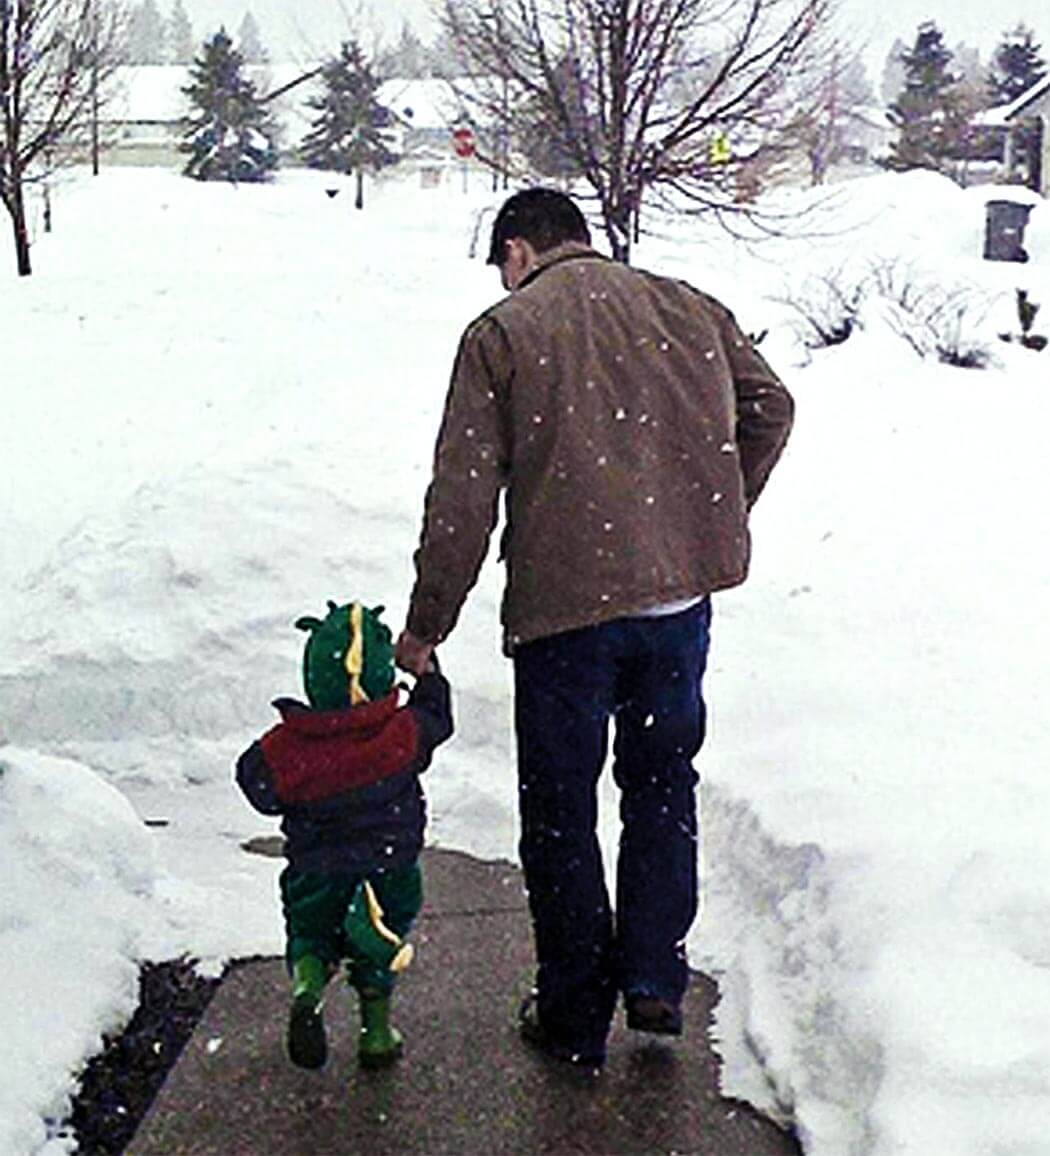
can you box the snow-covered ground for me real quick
[2,162,1049,1155]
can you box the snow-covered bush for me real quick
[869,258,995,368]
[777,268,867,350]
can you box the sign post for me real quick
[452,126,475,193]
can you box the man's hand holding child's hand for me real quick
[395,630,435,676]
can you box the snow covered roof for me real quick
[1002,74,1050,121]
[975,105,1011,128]
[376,78,489,130]
[105,66,484,137]
[106,66,190,122]
[846,105,894,130]
[105,64,323,124]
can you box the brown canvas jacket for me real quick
[406,242,794,653]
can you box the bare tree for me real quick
[0,0,124,276]
[442,0,835,263]
[795,49,875,184]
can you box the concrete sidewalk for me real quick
[129,848,801,1156]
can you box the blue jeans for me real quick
[513,600,711,1057]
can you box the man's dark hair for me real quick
[486,188,591,265]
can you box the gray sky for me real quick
[182,0,1049,83]
[180,0,437,64]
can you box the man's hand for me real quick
[395,630,435,676]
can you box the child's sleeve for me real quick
[234,741,283,815]
[406,667,454,763]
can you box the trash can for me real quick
[984,199,1032,262]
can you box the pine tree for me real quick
[238,11,266,65]
[300,41,398,209]
[127,0,167,65]
[885,22,968,176]
[953,44,983,88]
[880,38,907,106]
[180,29,279,182]
[987,24,1047,105]
[378,21,429,79]
[169,0,195,65]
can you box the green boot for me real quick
[357,988,404,1069]
[287,954,330,1069]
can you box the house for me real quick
[99,67,488,180]
[101,66,190,166]
[838,105,895,169]
[991,75,1050,195]
[101,64,323,166]
[376,77,503,184]
[376,78,475,155]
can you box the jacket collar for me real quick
[518,241,606,291]
[271,689,400,736]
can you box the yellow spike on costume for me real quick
[344,602,368,704]
[363,881,402,946]
[390,943,415,972]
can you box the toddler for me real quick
[236,600,452,1069]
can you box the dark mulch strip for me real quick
[61,957,229,1155]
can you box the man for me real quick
[396,188,793,1069]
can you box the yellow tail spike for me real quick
[390,943,414,972]
[363,881,402,947]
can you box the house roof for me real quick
[104,64,322,124]
[376,78,494,130]
[1003,74,1050,121]
[103,66,490,144]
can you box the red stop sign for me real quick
[452,127,475,158]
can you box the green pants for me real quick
[280,862,423,994]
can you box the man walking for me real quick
[396,188,793,1068]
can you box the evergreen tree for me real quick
[300,41,398,209]
[378,21,429,78]
[238,11,266,65]
[426,28,461,81]
[880,38,907,106]
[953,43,983,90]
[169,0,195,65]
[885,22,968,175]
[127,0,167,65]
[181,29,280,182]
[987,24,1047,105]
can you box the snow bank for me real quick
[0,749,159,1154]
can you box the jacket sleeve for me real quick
[234,741,283,816]
[405,316,511,645]
[407,665,454,762]
[718,308,795,509]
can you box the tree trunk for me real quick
[603,189,633,264]
[355,169,364,210]
[9,183,32,276]
[92,66,101,176]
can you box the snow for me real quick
[0,749,161,1154]
[377,77,478,130]
[2,161,1049,1155]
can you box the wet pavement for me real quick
[128,847,801,1156]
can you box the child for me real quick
[236,600,452,1070]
